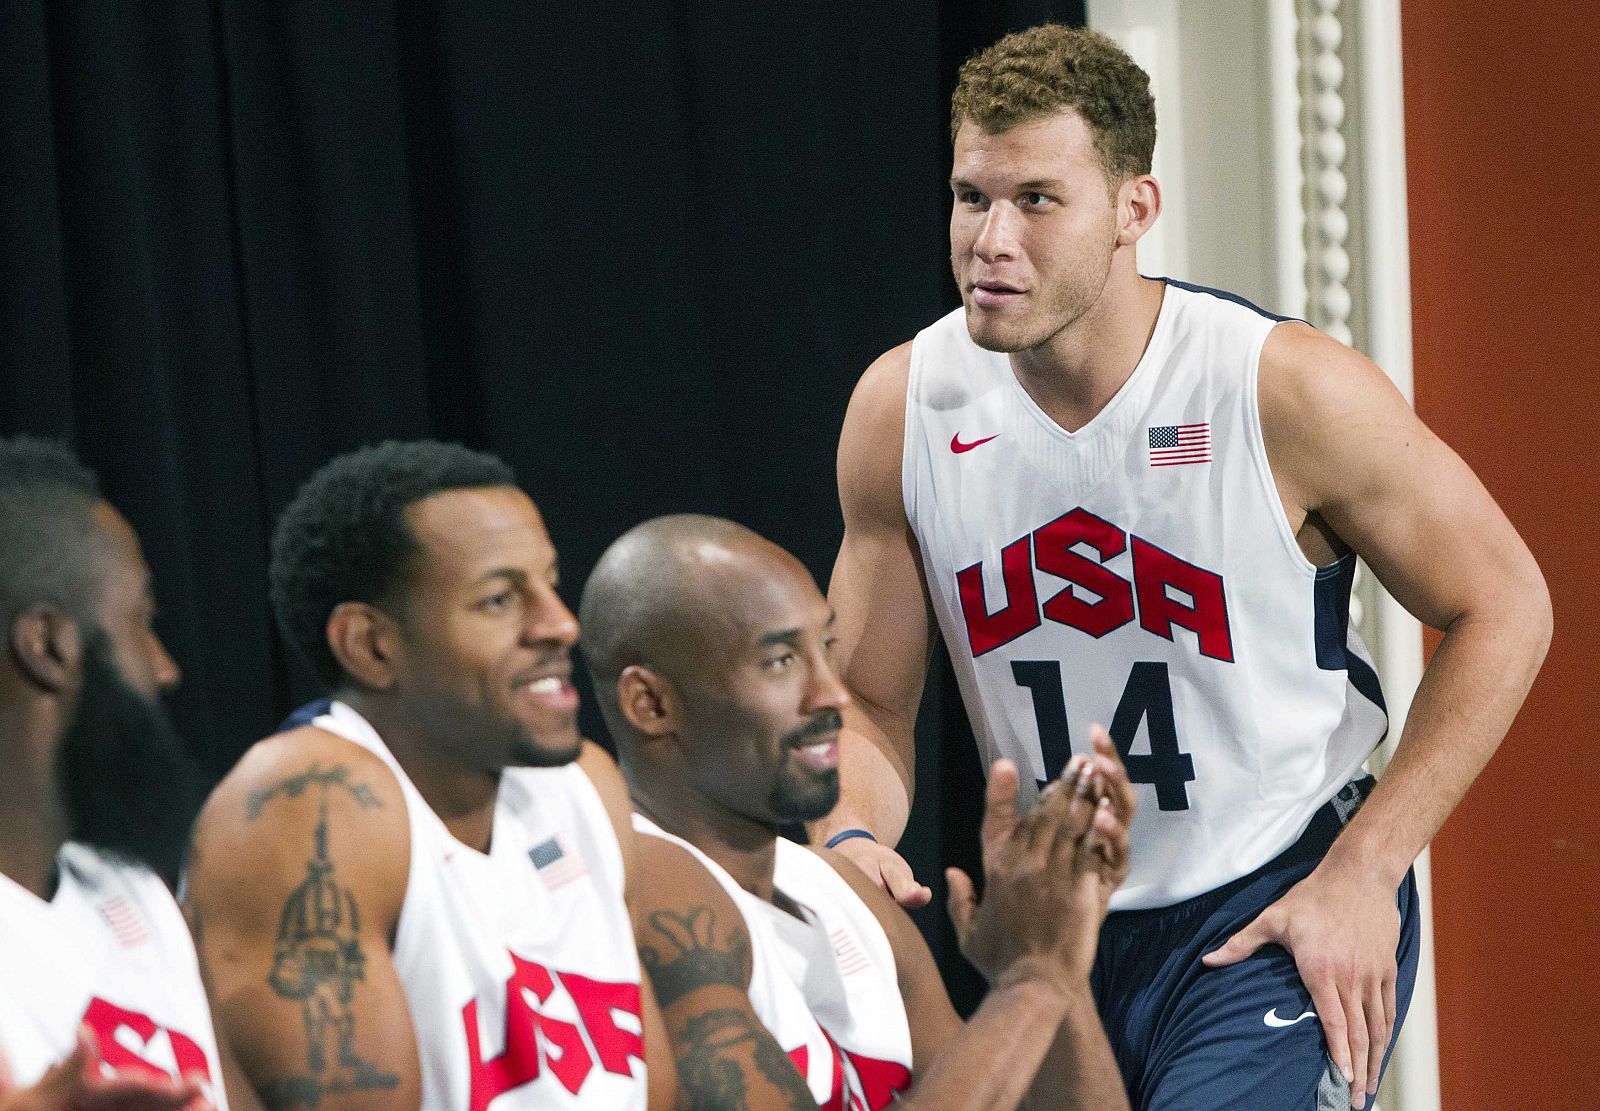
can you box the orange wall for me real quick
[1402,5,1600,1107]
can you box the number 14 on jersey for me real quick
[1013,659,1195,810]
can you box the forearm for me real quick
[1329,601,1550,884]
[808,705,914,846]
[898,978,1081,1111]
[1020,992,1130,1111]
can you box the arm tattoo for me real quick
[245,763,383,820]
[675,1008,815,1111]
[256,785,399,1108]
[638,907,751,1006]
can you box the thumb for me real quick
[1201,917,1273,969]
[944,867,977,939]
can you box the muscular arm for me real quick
[809,344,940,901]
[184,730,420,1111]
[632,837,818,1111]
[577,743,676,1111]
[1262,322,1550,886]
[1205,323,1552,1105]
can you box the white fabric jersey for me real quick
[0,844,228,1107]
[632,815,913,1111]
[310,700,647,1110]
[904,281,1387,909]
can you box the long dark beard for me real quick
[55,629,204,883]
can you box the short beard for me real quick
[55,629,204,882]
[509,726,584,769]
[768,709,843,823]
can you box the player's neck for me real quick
[0,706,71,899]
[1009,272,1165,433]
[344,692,502,854]
[635,789,780,902]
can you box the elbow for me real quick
[1527,568,1554,666]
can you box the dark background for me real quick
[0,0,1085,1011]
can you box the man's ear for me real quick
[9,604,82,693]
[326,602,401,691]
[1115,173,1161,247]
[617,664,677,739]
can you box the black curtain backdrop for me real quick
[0,0,1085,1012]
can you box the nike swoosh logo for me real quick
[1263,1007,1317,1028]
[950,432,1000,454]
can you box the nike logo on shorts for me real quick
[1263,1007,1317,1028]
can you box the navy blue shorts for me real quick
[1091,779,1422,1110]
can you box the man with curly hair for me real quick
[185,441,672,1110]
[812,22,1550,1110]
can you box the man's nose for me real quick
[973,204,1018,263]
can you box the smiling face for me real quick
[387,486,582,771]
[670,547,850,827]
[950,110,1126,354]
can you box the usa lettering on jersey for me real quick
[788,1032,911,1111]
[461,952,643,1110]
[956,507,1233,663]
[81,997,213,1085]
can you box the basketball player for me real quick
[184,442,671,1110]
[812,24,1551,1110]
[0,436,234,1110]
[580,514,1133,1111]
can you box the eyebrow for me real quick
[472,567,529,588]
[757,628,801,649]
[949,177,1065,193]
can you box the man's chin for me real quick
[509,729,584,768]
[964,306,1042,354]
[773,770,841,825]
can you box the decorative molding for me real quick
[1302,0,1354,346]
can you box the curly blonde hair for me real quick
[950,24,1156,187]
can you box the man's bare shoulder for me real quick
[1258,321,1425,509]
[632,831,754,993]
[190,725,409,897]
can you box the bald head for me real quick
[580,514,809,720]
[580,514,847,826]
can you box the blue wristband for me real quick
[824,828,878,849]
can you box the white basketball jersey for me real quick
[632,816,913,1110]
[904,281,1387,909]
[312,701,647,1110]
[0,844,228,1107]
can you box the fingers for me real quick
[833,837,931,907]
[1363,975,1389,1105]
[1199,914,1272,969]
[875,844,933,908]
[1336,976,1368,1108]
[1087,724,1137,824]
[945,867,977,941]
[1297,967,1352,1095]
[1087,796,1128,886]
[981,758,1020,856]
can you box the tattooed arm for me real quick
[633,835,818,1111]
[577,744,678,1110]
[185,729,421,1111]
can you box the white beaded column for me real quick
[1303,0,1354,346]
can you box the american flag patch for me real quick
[528,834,587,891]
[1148,422,1212,467]
[830,927,871,976]
[98,896,150,948]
